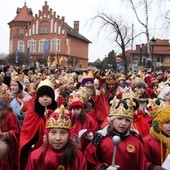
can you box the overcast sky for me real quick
[0,0,169,62]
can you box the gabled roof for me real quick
[67,25,91,43]
[9,3,33,24]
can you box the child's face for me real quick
[38,95,52,107]
[10,81,20,94]
[48,128,69,150]
[71,107,82,117]
[164,92,170,104]
[111,117,131,134]
[162,121,170,137]
[84,81,94,89]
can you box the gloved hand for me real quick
[153,166,166,170]
[106,165,120,170]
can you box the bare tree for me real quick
[91,13,142,74]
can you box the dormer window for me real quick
[19,29,24,35]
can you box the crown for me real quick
[106,74,116,85]
[91,68,100,76]
[0,88,10,102]
[59,73,74,85]
[46,105,72,129]
[82,71,94,85]
[11,73,25,83]
[77,86,91,102]
[109,97,135,119]
[117,74,126,81]
[147,98,169,119]
[37,79,54,90]
[122,86,139,100]
[68,91,84,109]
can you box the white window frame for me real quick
[28,40,36,53]
[18,40,25,52]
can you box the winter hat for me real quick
[36,79,55,99]
[68,91,84,109]
[81,71,94,86]
[148,99,170,131]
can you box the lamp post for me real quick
[150,37,156,70]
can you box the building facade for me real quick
[8,1,91,68]
[118,39,170,70]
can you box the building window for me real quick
[28,40,36,53]
[18,40,25,52]
[57,39,61,52]
[40,26,44,34]
[157,56,163,63]
[39,39,49,54]
[19,29,24,35]
[44,26,48,33]
[50,39,60,52]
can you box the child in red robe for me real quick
[26,105,87,170]
[84,98,146,170]
[143,100,170,170]
[0,88,19,170]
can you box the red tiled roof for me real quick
[12,4,33,22]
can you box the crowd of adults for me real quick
[0,64,170,170]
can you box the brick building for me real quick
[8,1,91,68]
[117,39,170,69]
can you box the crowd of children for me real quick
[0,65,170,170]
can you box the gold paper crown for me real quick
[91,68,100,76]
[132,76,145,84]
[106,74,116,84]
[59,73,74,85]
[122,86,139,100]
[82,71,94,80]
[109,97,135,119]
[11,74,24,83]
[117,74,126,81]
[0,88,10,102]
[46,105,72,129]
[37,79,54,90]
[147,98,169,119]
[68,91,84,108]
[77,87,91,102]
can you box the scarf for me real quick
[150,127,170,163]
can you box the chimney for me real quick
[74,21,79,33]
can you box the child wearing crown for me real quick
[26,105,87,170]
[68,91,98,151]
[143,99,170,170]
[84,98,146,170]
[19,79,57,170]
[0,88,19,169]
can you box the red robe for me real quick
[93,92,109,125]
[71,114,98,151]
[84,133,146,170]
[19,99,46,170]
[0,110,19,170]
[26,145,87,170]
[143,134,167,167]
[132,109,152,138]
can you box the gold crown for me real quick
[68,91,84,109]
[91,68,99,76]
[11,73,24,83]
[77,87,91,102]
[132,76,145,84]
[109,97,135,119]
[122,86,139,100]
[46,105,72,129]
[59,73,74,85]
[82,71,94,80]
[147,98,169,119]
[0,88,10,102]
[106,74,116,85]
[117,74,126,81]
[37,79,54,90]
